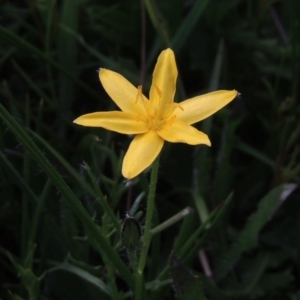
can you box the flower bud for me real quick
[121,213,142,250]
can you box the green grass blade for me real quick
[237,141,300,183]
[48,262,112,297]
[58,0,78,115]
[0,25,99,99]
[156,194,232,282]
[236,141,276,167]
[28,129,98,199]
[0,150,39,204]
[171,0,209,52]
[44,0,57,99]
[21,98,31,261]
[60,25,138,81]
[179,193,233,259]
[12,60,53,106]
[201,39,225,135]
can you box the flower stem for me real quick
[134,155,160,299]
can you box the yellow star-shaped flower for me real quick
[74,49,238,179]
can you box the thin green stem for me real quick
[144,0,170,46]
[21,99,31,262]
[134,155,160,299]
[150,207,194,236]
[140,0,146,85]
[45,0,56,100]
[128,248,138,272]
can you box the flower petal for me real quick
[149,49,178,115]
[73,111,148,134]
[99,69,148,115]
[157,120,211,146]
[176,90,238,125]
[122,131,164,179]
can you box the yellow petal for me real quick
[157,120,211,146]
[73,111,148,134]
[176,90,238,125]
[149,49,178,116]
[122,131,164,179]
[99,69,148,115]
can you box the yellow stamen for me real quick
[135,85,150,115]
[167,115,176,126]
[147,117,155,130]
[171,103,184,111]
[135,85,143,103]
[162,103,183,120]
[154,84,162,99]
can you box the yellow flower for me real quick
[74,49,238,179]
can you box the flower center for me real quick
[135,85,183,131]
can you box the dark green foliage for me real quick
[170,252,207,300]
[1,0,300,299]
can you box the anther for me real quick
[172,103,184,111]
[166,103,184,111]
[135,85,143,103]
